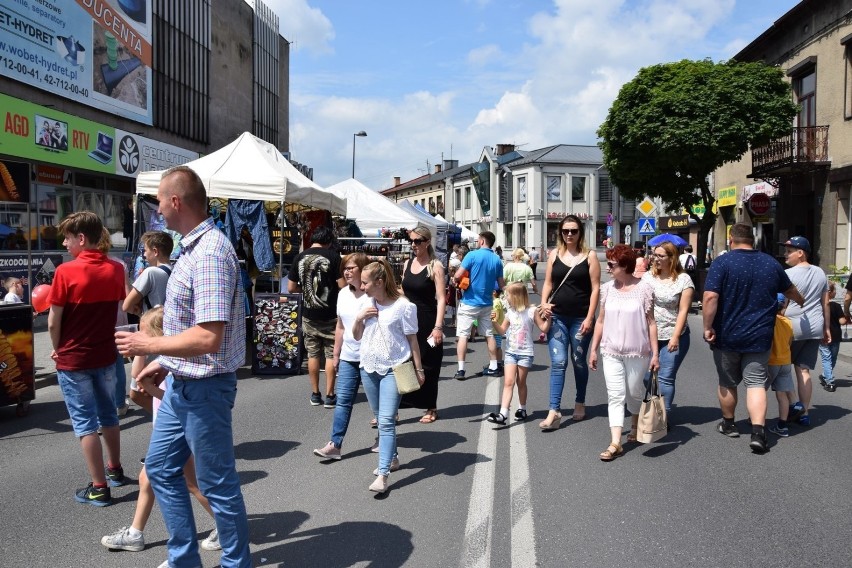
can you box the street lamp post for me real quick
[352,130,367,178]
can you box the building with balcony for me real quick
[713,0,852,266]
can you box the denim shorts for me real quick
[504,352,533,368]
[57,365,118,437]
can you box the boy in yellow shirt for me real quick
[768,293,795,438]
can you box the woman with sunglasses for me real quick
[641,242,694,420]
[588,245,659,460]
[400,227,446,423]
[538,214,601,430]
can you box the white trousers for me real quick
[602,353,651,428]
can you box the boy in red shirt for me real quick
[48,211,127,506]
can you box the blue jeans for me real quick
[547,315,592,411]
[646,330,691,413]
[113,351,127,408]
[330,360,362,448]
[361,369,401,476]
[820,342,840,383]
[146,373,251,568]
[57,365,118,437]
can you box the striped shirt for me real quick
[159,218,245,378]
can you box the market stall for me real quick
[135,132,347,376]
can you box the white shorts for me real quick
[456,304,495,339]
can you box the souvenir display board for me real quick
[252,293,303,375]
[338,237,411,282]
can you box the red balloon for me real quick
[31,284,52,313]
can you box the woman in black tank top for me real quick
[537,215,601,430]
[400,227,446,423]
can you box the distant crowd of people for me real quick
[41,164,848,567]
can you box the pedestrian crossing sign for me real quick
[638,218,656,235]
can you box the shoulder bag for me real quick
[637,370,667,443]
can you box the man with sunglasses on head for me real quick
[703,223,804,454]
[452,231,505,379]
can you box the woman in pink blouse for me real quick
[588,245,659,461]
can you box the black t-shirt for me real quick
[550,255,592,318]
[290,246,340,321]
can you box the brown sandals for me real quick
[599,443,623,461]
[419,410,438,423]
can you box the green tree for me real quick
[597,59,798,267]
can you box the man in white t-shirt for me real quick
[679,245,696,270]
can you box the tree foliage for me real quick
[597,59,798,265]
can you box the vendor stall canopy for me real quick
[326,178,427,234]
[135,132,346,215]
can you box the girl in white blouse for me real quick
[353,259,424,493]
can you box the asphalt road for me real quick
[2,312,852,568]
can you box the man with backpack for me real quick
[124,231,173,316]
[680,245,697,272]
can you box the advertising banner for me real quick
[0,0,153,124]
[1,92,116,173]
[113,129,199,178]
[1,94,199,178]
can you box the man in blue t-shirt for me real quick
[452,231,505,380]
[703,223,803,454]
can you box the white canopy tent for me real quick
[135,132,346,215]
[456,224,477,242]
[397,200,440,234]
[325,178,424,235]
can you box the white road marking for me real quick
[510,405,537,567]
[459,376,500,568]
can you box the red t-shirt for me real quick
[49,250,126,370]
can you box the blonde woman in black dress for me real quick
[401,227,446,423]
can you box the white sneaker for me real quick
[201,528,221,551]
[116,405,129,417]
[101,526,144,551]
[313,441,342,460]
[157,561,171,568]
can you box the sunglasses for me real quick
[606,261,618,269]
[561,228,580,236]
[411,238,427,245]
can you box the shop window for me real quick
[571,176,587,201]
[546,175,561,202]
[504,224,513,248]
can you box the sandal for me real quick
[626,432,637,443]
[419,410,438,424]
[371,415,400,428]
[599,443,623,461]
[486,412,507,425]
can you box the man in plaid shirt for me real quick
[117,166,250,568]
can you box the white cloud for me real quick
[284,0,792,188]
[264,0,334,55]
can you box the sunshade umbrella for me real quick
[647,233,687,248]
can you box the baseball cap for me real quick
[783,236,810,254]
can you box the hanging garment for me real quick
[223,200,275,271]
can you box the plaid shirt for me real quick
[159,218,246,378]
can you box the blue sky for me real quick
[266,0,802,189]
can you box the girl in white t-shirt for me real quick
[487,282,551,425]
